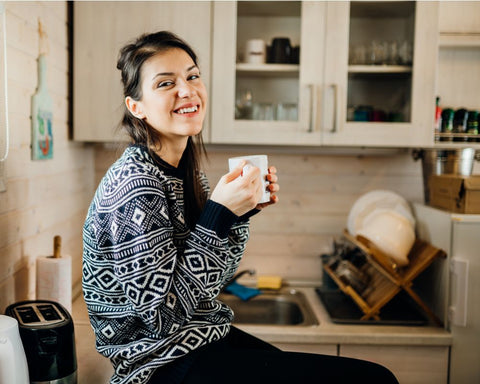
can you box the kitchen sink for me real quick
[218,288,319,326]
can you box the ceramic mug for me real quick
[244,39,266,64]
[269,37,292,64]
[228,155,270,204]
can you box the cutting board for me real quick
[31,54,53,160]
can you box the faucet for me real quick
[226,269,256,286]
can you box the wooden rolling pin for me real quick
[53,235,61,258]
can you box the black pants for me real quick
[149,326,399,384]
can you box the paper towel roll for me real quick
[36,255,72,313]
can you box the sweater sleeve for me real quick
[196,173,252,291]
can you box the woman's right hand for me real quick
[210,162,263,216]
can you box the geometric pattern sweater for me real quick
[82,145,250,384]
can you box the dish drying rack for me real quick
[323,229,446,326]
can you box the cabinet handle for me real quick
[307,84,316,133]
[329,83,338,133]
[449,258,469,327]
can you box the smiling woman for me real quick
[124,49,207,158]
[81,30,396,384]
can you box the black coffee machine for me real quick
[5,300,77,384]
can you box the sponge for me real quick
[256,275,283,290]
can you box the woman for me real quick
[82,31,398,384]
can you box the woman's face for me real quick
[127,48,207,145]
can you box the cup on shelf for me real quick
[290,46,300,64]
[269,37,292,64]
[276,103,298,121]
[349,40,410,65]
[253,103,275,121]
[235,89,253,120]
[350,43,367,65]
[244,39,266,64]
[398,40,413,65]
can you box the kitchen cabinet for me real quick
[210,1,439,147]
[438,1,480,35]
[322,1,438,147]
[210,1,325,145]
[72,1,212,142]
[435,45,480,146]
[271,342,449,383]
[339,344,449,384]
[435,1,480,147]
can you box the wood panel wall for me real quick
[94,144,427,283]
[0,2,94,312]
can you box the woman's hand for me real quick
[256,165,279,210]
[210,161,264,216]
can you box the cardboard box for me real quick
[428,174,480,214]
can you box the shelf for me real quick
[348,65,412,74]
[439,34,480,48]
[237,1,301,17]
[236,63,299,77]
[435,132,480,144]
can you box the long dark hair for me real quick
[116,31,207,229]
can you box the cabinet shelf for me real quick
[236,63,299,77]
[439,33,480,48]
[348,65,412,74]
[435,132,480,143]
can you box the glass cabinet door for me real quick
[321,1,438,147]
[211,1,325,145]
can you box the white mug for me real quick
[228,155,270,204]
[244,39,266,64]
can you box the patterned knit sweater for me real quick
[82,145,251,384]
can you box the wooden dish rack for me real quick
[323,229,447,326]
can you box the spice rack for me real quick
[323,230,446,326]
[435,132,480,143]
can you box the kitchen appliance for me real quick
[412,148,480,203]
[413,203,480,383]
[0,315,30,384]
[5,300,77,384]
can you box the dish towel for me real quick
[223,282,261,301]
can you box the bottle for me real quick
[466,110,479,142]
[440,108,454,142]
[434,97,442,138]
[452,108,468,142]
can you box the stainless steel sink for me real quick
[218,288,319,326]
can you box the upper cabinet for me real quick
[210,1,439,147]
[438,1,480,35]
[72,1,212,142]
[438,1,480,47]
[322,1,438,147]
[210,1,325,145]
[435,1,480,147]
